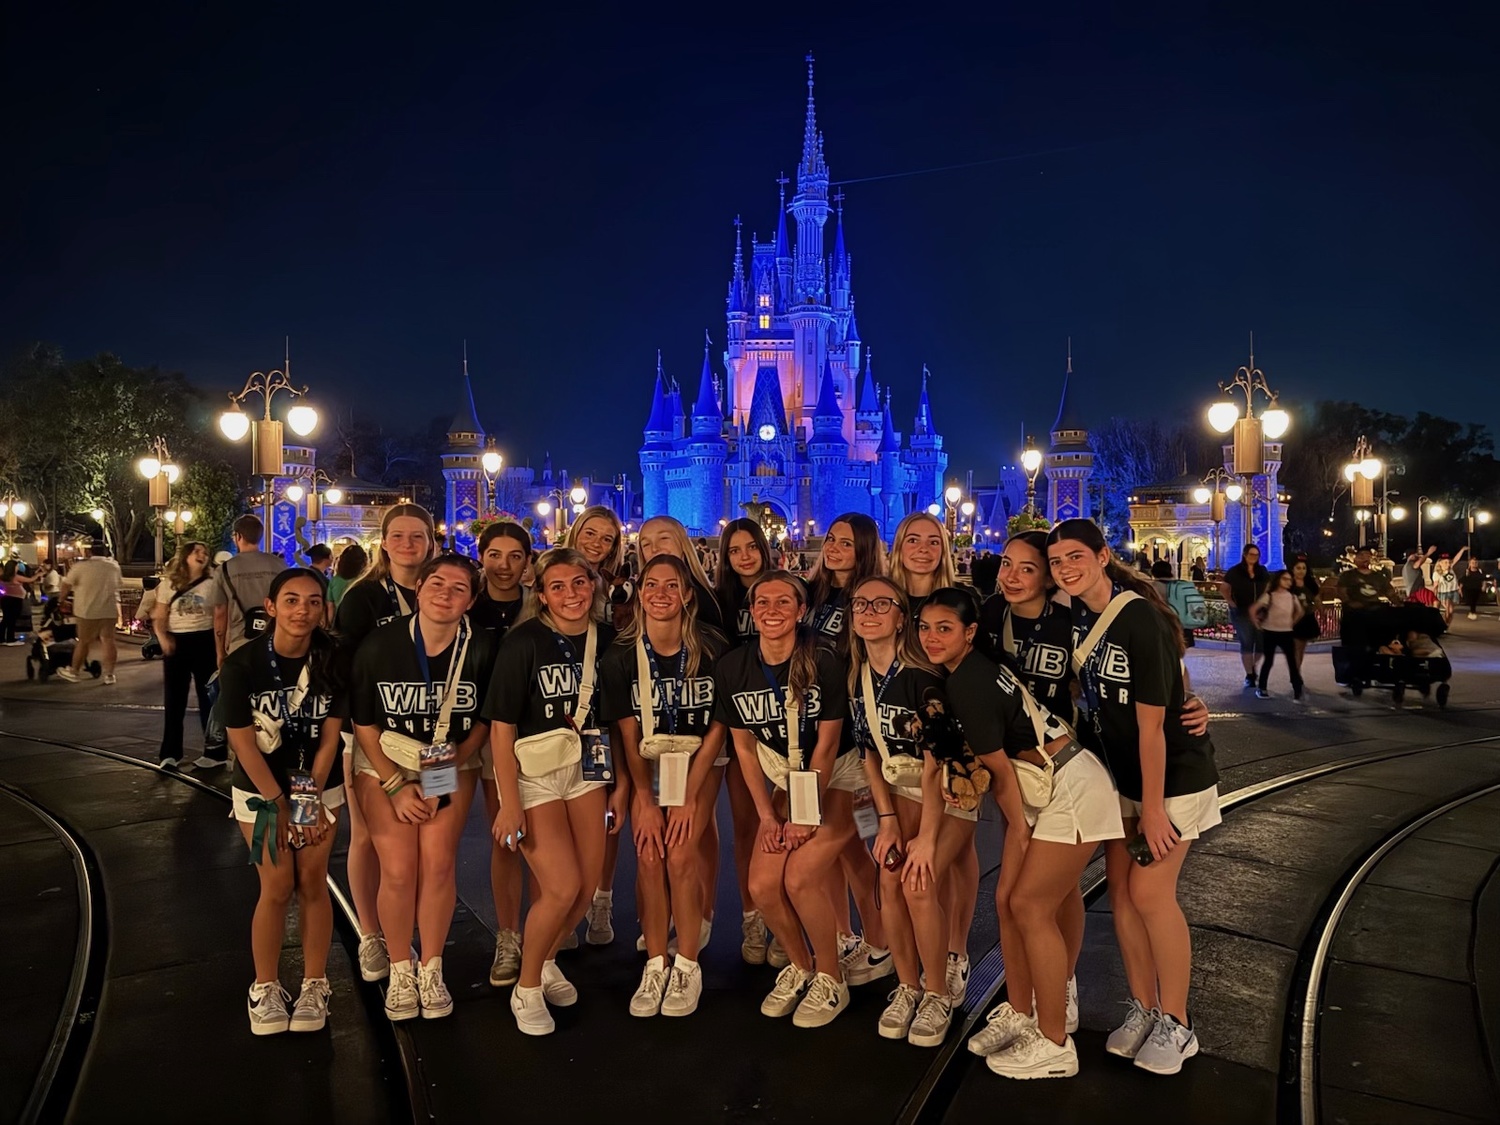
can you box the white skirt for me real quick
[1119,786,1221,840]
[1022,749,1126,845]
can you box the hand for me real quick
[633,796,666,861]
[294,800,330,848]
[1139,804,1180,862]
[664,803,696,850]
[757,812,785,854]
[159,635,177,657]
[492,804,527,851]
[1005,822,1032,866]
[390,785,432,826]
[902,834,937,891]
[607,784,630,837]
[872,819,903,869]
[781,821,817,850]
[1182,694,1210,737]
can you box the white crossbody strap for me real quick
[574,624,598,729]
[1002,609,1016,657]
[408,617,471,745]
[786,694,803,771]
[861,661,897,765]
[1002,664,1050,749]
[1071,592,1141,674]
[635,638,656,742]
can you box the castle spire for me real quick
[813,354,842,420]
[449,340,483,436]
[914,364,935,436]
[800,53,823,183]
[693,332,721,419]
[858,350,879,413]
[728,216,747,312]
[775,174,790,259]
[644,351,671,435]
[1052,344,1084,434]
[878,389,901,453]
[832,189,847,268]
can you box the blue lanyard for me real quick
[413,617,468,690]
[1074,585,1124,710]
[857,660,900,746]
[643,636,686,735]
[265,635,311,766]
[384,578,413,620]
[552,631,590,719]
[758,656,804,746]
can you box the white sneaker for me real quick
[358,933,390,982]
[879,983,922,1040]
[418,958,454,1019]
[1469,613,1479,621]
[766,933,790,968]
[792,971,850,1028]
[908,991,954,1047]
[384,962,419,1021]
[559,928,580,951]
[586,893,615,945]
[489,928,522,987]
[56,667,80,683]
[193,755,229,770]
[760,963,813,1017]
[289,977,331,1032]
[661,956,703,1017]
[511,983,554,1036]
[945,952,970,1004]
[985,1025,1079,1079]
[248,981,291,1035]
[1104,998,1159,1059]
[540,958,577,1007]
[741,910,768,965]
[968,1000,1033,1056]
[1066,975,1079,1034]
[1133,1011,1200,1075]
[158,757,180,770]
[631,955,669,1017]
[841,939,895,986]
[102,673,117,685]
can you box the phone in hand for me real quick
[1126,822,1181,867]
[882,844,905,872]
[605,808,617,832]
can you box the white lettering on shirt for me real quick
[375,681,478,715]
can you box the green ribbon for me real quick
[246,796,279,866]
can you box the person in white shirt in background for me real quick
[57,542,122,684]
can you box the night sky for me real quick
[4,4,1496,482]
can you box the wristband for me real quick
[384,780,408,798]
[877,812,897,819]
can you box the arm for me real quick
[227,724,294,854]
[618,716,665,859]
[152,598,176,656]
[354,722,432,824]
[782,718,843,849]
[488,721,526,848]
[453,719,488,769]
[1133,702,1178,860]
[213,603,229,666]
[1454,546,1470,565]
[899,753,950,891]
[862,750,904,867]
[731,727,784,853]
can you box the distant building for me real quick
[637,57,948,540]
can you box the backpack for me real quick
[221,560,270,638]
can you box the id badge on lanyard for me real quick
[414,617,467,797]
[762,658,821,826]
[851,784,878,839]
[420,742,459,797]
[581,728,614,783]
[268,638,320,823]
[656,752,689,807]
[288,769,321,826]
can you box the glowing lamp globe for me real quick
[481,450,503,475]
[324,488,344,505]
[1192,487,1211,504]
[286,403,319,438]
[960,501,975,517]
[219,408,250,441]
[944,485,961,505]
[1479,511,1493,526]
[1207,400,1240,434]
[1261,405,1290,440]
[138,456,161,479]
[1390,506,1407,521]
[1359,458,1381,480]
[1428,503,1447,519]
[165,510,177,522]
[927,503,942,517]
[11,501,27,518]
[536,500,552,517]
[1343,464,1358,482]
[1225,483,1244,502]
[285,484,305,503]
[569,486,587,505]
[162,462,180,485]
[180,510,193,524]
[1021,448,1043,475]
[90,508,104,521]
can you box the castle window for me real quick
[758,294,771,308]
[759,315,771,329]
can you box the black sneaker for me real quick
[1293,686,1304,701]
[1243,674,1256,688]
[1254,688,1271,699]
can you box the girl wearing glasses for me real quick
[848,576,972,1048]
[715,571,856,1028]
[600,555,727,1017]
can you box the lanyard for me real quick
[411,616,470,745]
[384,578,413,619]
[758,657,797,740]
[856,659,900,747]
[643,636,686,735]
[265,635,312,768]
[1074,586,1122,710]
[552,628,598,729]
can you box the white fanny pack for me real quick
[379,618,472,771]
[635,638,702,761]
[514,624,597,778]
[252,659,312,755]
[863,661,923,788]
[1006,665,1083,809]
[755,695,802,791]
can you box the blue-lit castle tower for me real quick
[639,57,947,540]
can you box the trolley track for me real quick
[0,729,425,1125]
[900,732,1500,1125]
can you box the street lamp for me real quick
[220,347,318,537]
[1414,496,1445,551]
[481,439,504,512]
[1468,508,1492,557]
[163,508,194,537]
[137,437,181,568]
[1193,468,1242,572]
[0,495,29,544]
[1206,336,1288,555]
[1020,435,1043,516]
[1342,436,1383,549]
[960,500,975,536]
[943,483,962,533]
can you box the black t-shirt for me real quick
[351,617,496,745]
[470,589,525,639]
[1336,567,1394,610]
[598,633,721,737]
[713,642,850,759]
[849,661,963,764]
[483,617,617,738]
[807,585,849,646]
[905,591,933,626]
[336,578,416,654]
[976,596,1076,718]
[1069,594,1217,801]
[220,635,349,796]
[942,649,1040,761]
[719,581,759,648]
[1223,563,1269,611]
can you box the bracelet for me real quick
[380,771,404,793]
[877,812,897,819]
[384,780,407,798]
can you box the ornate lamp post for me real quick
[1192,468,1242,573]
[284,469,343,546]
[219,349,318,539]
[1415,496,1444,552]
[943,484,962,533]
[1021,435,1043,516]
[137,437,181,568]
[481,440,504,513]
[163,508,194,538]
[1466,506,1492,557]
[0,495,30,563]
[1342,436,1382,549]
[960,500,975,536]
[1206,337,1289,555]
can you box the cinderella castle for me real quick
[638,57,948,540]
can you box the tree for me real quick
[1089,418,1218,544]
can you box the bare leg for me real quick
[99,629,118,677]
[355,773,420,963]
[562,789,609,947]
[1126,839,1195,1023]
[1104,832,1160,1009]
[695,765,725,927]
[882,798,925,987]
[294,813,339,979]
[516,800,583,989]
[945,836,980,954]
[414,774,478,965]
[840,832,886,948]
[482,779,523,931]
[784,791,858,979]
[1010,839,1096,1043]
[345,749,382,937]
[239,820,295,982]
[748,793,809,969]
[725,757,759,911]
[907,813,976,989]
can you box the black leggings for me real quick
[1260,629,1303,692]
[0,596,22,643]
[161,630,217,761]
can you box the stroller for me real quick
[25,595,103,681]
[1332,602,1452,707]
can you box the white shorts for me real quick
[231,784,345,824]
[827,752,864,793]
[350,743,480,782]
[893,783,979,823]
[1118,785,1222,840]
[1022,749,1126,845]
[517,759,605,810]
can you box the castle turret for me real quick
[906,365,947,511]
[877,390,906,537]
[639,352,673,519]
[687,336,728,535]
[1044,343,1094,523]
[726,218,749,410]
[808,355,849,533]
[787,53,833,428]
[853,352,881,461]
[441,347,485,556]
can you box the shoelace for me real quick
[774,966,807,998]
[667,968,691,997]
[915,994,949,1026]
[805,975,838,1006]
[642,967,667,996]
[388,971,418,1005]
[1146,1016,1178,1048]
[1120,1000,1151,1032]
[297,981,330,1010]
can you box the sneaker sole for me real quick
[515,1019,555,1036]
[586,931,614,945]
[848,961,896,987]
[766,953,790,968]
[421,1002,454,1019]
[742,946,767,965]
[760,999,800,1018]
[1066,1015,1079,1034]
[1134,1037,1199,1075]
[543,988,578,1007]
[360,965,390,983]
[489,969,520,987]
[880,1020,914,1041]
[908,1024,950,1048]
[987,1059,1080,1079]
[1105,1039,1148,1059]
[968,1038,1010,1056]
[385,1006,419,1021]
[249,1017,290,1036]
[289,1015,327,1032]
[661,998,700,1018]
[792,1007,845,1029]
